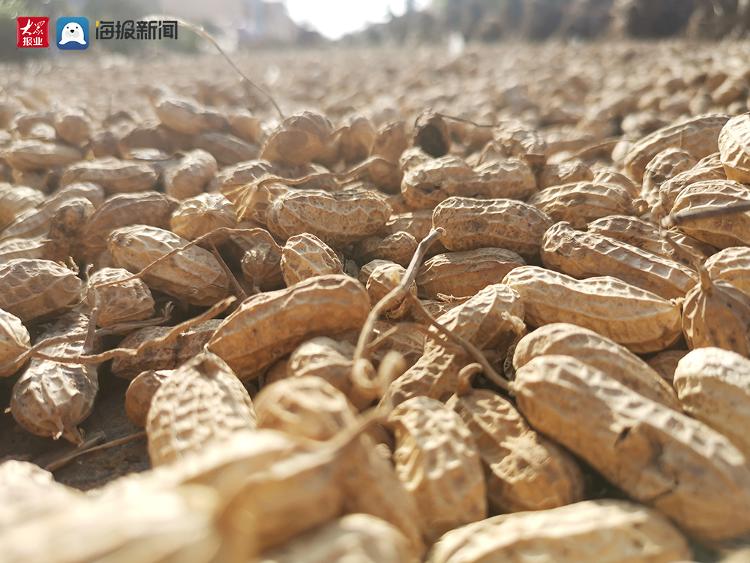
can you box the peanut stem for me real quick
[44,431,146,472]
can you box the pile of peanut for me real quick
[2,41,750,562]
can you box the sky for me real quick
[285,0,431,39]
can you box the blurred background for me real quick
[3,0,750,61]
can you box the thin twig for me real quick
[144,15,284,119]
[44,431,146,472]
[662,200,750,228]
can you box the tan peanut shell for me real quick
[192,131,257,166]
[0,236,62,263]
[0,259,82,322]
[682,270,750,356]
[705,246,750,295]
[624,114,729,181]
[513,323,680,408]
[654,153,726,217]
[432,196,552,259]
[61,157,158,194]
[503,266,682,353]
[146,352,257,467]
[514,354,750,541]
[719,112,750,183]
[428,500,690,563]
[231,228,284,291]
[11,312,98,444]
[255,376,357,441]
[538,160,593,189]
[208,274,370,380]
[4,140,82,171]
[261,111,333,166]
[384,210,434,240]
[1,192,92,242]
[152,93,227,134]
[587,214,713,269]
[0,184,44,230]
[447,388,584,513]
[641,148,696,208]
[673,347,750,458]
[352,231,418,268]
[0,460,83,529]
[647,350,688,383]
[125,369,173,427]
[385,283,524,406]
[528,181,636,229]
[2,485,224,563]
[401,156,475,209]
[369,321,427,368]
[541,221,696,299]
[53,108,91,146]
[365,261,415,320]
[417,247,525,299]
[267,186,391,246]
[108,224,230,306]
[280,233,344,286]
[0,308,30,377]
[669,180,750,248]
[111,319,221,379]
[80,191,177,261]
[87,267,155,328]
[260,514,412,563]
[164,149,218,200]
[169,193,237,242]
[388,396,486,542]
[227,110,263,144]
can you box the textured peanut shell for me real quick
[647,350,687,384]
[682,273,750,356]
[208,275,370,380]
[164,149,218,200]
[538,160,593,189]
[669,180,750,248]
[513,323,679,408]
[401,156,476,209]
[152,94,226,134]
[1,485,223,563]
[0,236,62,263]
[385,284,524,406]
[369,321,426,368]
[0,184,44,230]
[353,231,418,268]
[719,112,750,183]
[673,348,750,457]
[417,248,525,299]
[260,111,332,166]
[428,500,690,563]
[366,262,415,320]
[280,233,344,286]
[0,308,30,377]
[705,246,750,296]
[432,196,552,260]
[528,182,635,229]
[80,191,177,260]
[192,131,257,166]
[447,389,584,514]
[255,376,357,441]
[0,259,82,322]
[53,108,91,146]
[10,312,98,444]
[111,320,220,379]
[87,267,155,328]
[0,460,83,529]
[108,224,230,306]
[268,187,391,246]
[655,154,726,218]
[587,214,713,269]
[624,114,729,182]
[146,352,256,467]
[231,228,284,291]
[503,266,681,353]
[260,514,412,563]
[388,396,486,543]
[541,221,696,299]
[641,148,696,209]
[514,355,750,541]
[4,140,82,171]
[61,157,158,194]
[125,369,173,428]
[170,193,236,242]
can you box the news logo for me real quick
[56,17,89,50]
[16,16,49,48]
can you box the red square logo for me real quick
[16,17,49,48]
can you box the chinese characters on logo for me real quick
[95,20,179,41]
[16,17,49,48]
